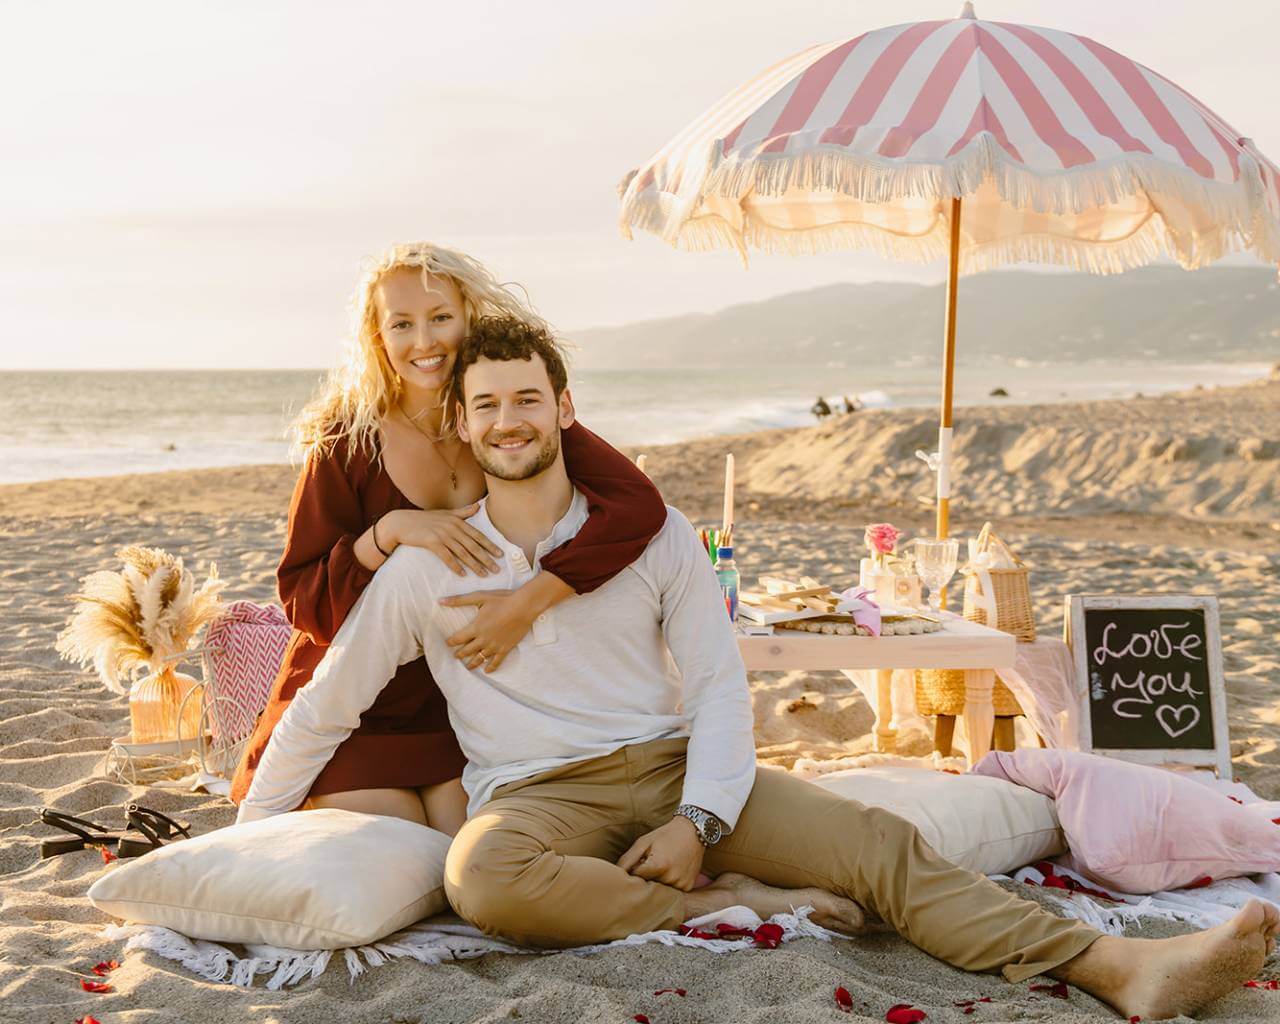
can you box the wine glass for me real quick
[913,538,960,614]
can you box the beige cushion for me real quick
[811,766,1064,875]
[88,809,451,950]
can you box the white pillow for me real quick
[88,809,451,950]
[811,766,1064,875]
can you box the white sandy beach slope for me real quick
[1,379,1278,1022]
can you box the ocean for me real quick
[0,360,1270,485]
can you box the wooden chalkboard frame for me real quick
[1065,595,1229,778]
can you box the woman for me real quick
[230,243,665,835]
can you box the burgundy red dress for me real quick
[230,421,665,805]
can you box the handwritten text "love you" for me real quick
[1091,621,1204,738]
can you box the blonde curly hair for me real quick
[291,242,554,462]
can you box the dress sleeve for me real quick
[540,420,666,594]
[276,440,378,644]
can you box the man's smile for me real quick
[491,435,534,452]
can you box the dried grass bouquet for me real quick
[55,545,226,693]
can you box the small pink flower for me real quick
[865,523,903,556]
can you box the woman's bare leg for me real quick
[305,787,428,825]
[419,777,468,836]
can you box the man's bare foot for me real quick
[1054,899,1279,1020]
[684,871,869,935]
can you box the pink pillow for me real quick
[972,749,1280,893]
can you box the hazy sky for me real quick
[2,0,1277,369]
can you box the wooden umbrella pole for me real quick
[937,196,962,542]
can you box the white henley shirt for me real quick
[237,493,757,829]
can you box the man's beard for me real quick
[471,426,561,481]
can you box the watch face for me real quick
[704,815,722,845]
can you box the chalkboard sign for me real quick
[1066,595,1229,777]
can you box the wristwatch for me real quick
[674,804,724,847]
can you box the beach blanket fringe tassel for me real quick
[1003,862,1280,936]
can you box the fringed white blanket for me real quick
[102,904,846,990]
[1000,862,1280,936]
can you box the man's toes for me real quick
[1233,900,1267,936]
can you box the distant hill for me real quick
[570,266,1280,370]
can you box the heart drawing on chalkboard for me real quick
[1156,704,1201,739]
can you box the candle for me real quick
[635,454,647,475]
[722,453,735,533]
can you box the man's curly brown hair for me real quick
[452,315,570,404]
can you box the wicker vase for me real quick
[128,666,203,744]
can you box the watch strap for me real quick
[675,803,723,846]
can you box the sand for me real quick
[2,379,1278,1022]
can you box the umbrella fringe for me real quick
[620,131,1280,273]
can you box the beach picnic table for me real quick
[737,614,1015,766]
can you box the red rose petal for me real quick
[99,847,117,865]
[885,1005,927,1024]
[979,998,992,1003]
[677,925,722,941]
[1129,1017,1142,1023]
[80,980,112,993]
[75,1017,103,1024]
[714,923,753,939]
[1228,796,1243,804]
[964,1009,975,1015]
[953,1000,974,1007]
[1186,876,1214,889]
[1271,818,1280,825]
[835,986,854,1013]
[653,988,686,997]
[752,922,784,948]
[1029,982,1069,1000]
[633,1016,650,1024]
[90,960,119,977]
[1244,980,1260,988]
[1268,980,1280,990]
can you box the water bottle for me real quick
[715,546,740,622]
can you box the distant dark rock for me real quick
[989,387,1009,397]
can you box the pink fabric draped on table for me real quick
[847,636,1078,759]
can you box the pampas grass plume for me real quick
[55,546,226,694]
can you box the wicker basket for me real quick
[914,668,1023,717]
[962,523,1036,643]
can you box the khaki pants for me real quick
[444,737,1099,980]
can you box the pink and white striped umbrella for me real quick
[619,4,1280,274]
[619,3,1280,552]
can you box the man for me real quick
[240,316,1275,1021]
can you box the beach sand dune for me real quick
[1,382,1277,1022]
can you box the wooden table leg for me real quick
[992,716,1017,752]
[873,668,897,753]
[963,668,995,767]
[934,715,957,756]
